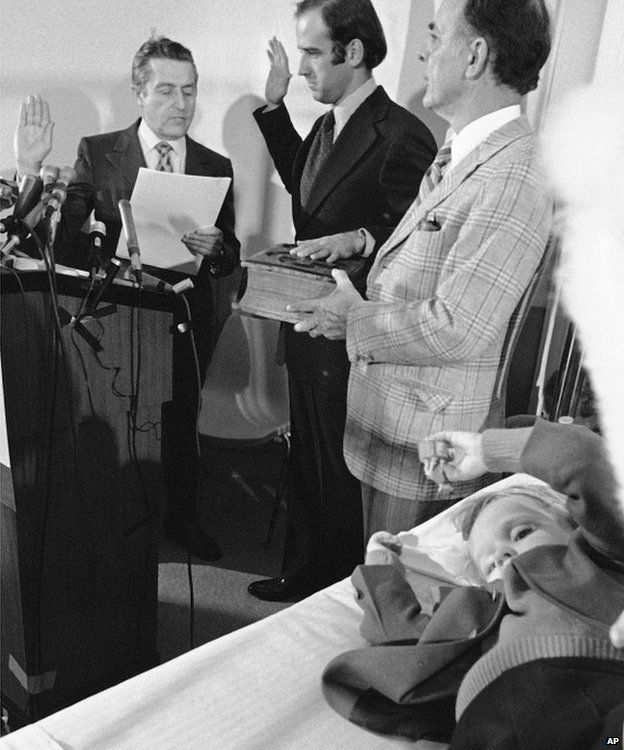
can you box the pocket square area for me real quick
[416,216,441,232]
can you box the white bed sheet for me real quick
[4,474,551,750]
[2,582,443,750]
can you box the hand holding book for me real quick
[234,243,368,325]
[289,269,362,340]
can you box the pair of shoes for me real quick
[164,520,223,562]
[247,576,322,602]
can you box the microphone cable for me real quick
[175,291,202,650]
[23,227,95,717]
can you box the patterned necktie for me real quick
[300,110,335,206]
[155,141,174,172]
[379,139,453,254]
[417,139,452,203]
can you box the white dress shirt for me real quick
[137,119,187,174]
[332,76,377,141]
[448,105,522,172]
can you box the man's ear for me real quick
[345,38,365,68]
[466,37,489,81]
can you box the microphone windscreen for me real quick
[40,164,59,188]
[57,165,76,186]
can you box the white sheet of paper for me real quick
[116,168,231,275]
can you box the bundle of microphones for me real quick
[1,167,193,303]
[0,165,75,260]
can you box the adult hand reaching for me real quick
[288,269,362,339]
[419,431,488,484]
[291,230,366,263]
[265,36,292,108]
[14,94,54,176]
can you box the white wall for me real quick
[0,0,412,438]
[1,0,618,436]
[1,0,411,253]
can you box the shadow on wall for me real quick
[406,87,448,146]
[197,93,290,439]
[397,0,448,146]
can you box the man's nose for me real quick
[172,89,186,108]
[298,55,310,76]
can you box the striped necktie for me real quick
[155,141,174,173]
[300,110,335,207]
[419,139,452,200]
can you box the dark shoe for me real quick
[164,521,223,562]
[247,576,322,602]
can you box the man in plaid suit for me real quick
[289,0,554,536]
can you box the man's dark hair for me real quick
[462,0,551,95]
[295,0,387,69]
[132,36,198,90]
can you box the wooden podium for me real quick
[1,267,174,724]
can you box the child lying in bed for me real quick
[322,419,624,750]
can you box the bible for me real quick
[234,243,369,324]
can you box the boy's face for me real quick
[468,495,574,582]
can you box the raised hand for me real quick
[14,95,55,176]
[265,36,292,107]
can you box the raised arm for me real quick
[253,38,302,194]
[14,94,54,176]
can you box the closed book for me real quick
[234,243,368,323]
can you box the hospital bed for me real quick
[1,475,546,750]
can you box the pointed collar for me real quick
[377,116,533,258]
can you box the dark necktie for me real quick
[155,141,174,173]
[300,110,335,206]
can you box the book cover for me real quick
[234,243,368,324]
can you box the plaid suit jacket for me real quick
[344,116,553,498]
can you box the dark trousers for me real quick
[281,328,364,585]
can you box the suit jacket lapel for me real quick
[105,120,146,194]
[376,116,533,264]
[298,87,390,228]
[185,136,213,175]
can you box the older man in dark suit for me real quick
[57,37,240,561]
[248,0,436,601]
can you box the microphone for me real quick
[118,199,142,284]
[40,164,59,191]
[13,173,43,221]
[1,197,48,258]
[88,219,106,272]
[83,257,122,313]
[43,165,76,218]
[1,178,18,210]
[0,165,58,234]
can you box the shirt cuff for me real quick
[358,228,376,257]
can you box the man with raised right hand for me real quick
[248,0,436,602]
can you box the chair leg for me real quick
[265,432,290,549]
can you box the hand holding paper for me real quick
[181,226,223,261]
[116,168,231,275]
